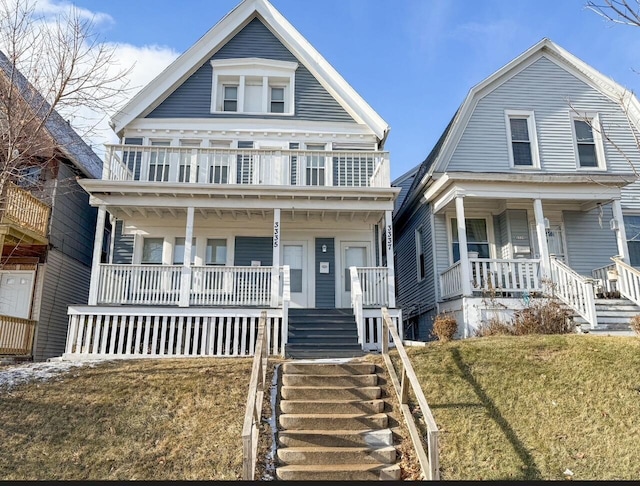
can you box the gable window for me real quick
[505,110,540,168]
[572,114,605,169]
[211,58,298,115]
[142,238,164,264]
[223,85,238,112]
[415,227,425,281]
[451,218,490,262]
[206,239,227,265]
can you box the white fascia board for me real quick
[123,117,375,139]
[112,0,389,142]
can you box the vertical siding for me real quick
[33,249,91,361]
[234,236,273,266]
[48,162,97,267]
[563,204,618,274]
[147,18,355,124]
[315,238,335,308]
[113,220,134,264]
[448,56,640,174]
[394,202,436,339]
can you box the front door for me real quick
[0,271,35,319]
[341,243,369,308]
[283,242,307,308]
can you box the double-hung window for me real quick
[305,144,326,186]
[270,86,285,113]
[572,113,605,169]
[173,237,196,265]
[149,141,170,182]
[179,140,200,183]
[223,85,238,112]
[142,238,164,264]
[505,110,540,168]
[451,218,490,263]
[206,239,227,265]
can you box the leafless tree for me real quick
[586,0,640,27]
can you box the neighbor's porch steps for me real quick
[573,298,639,335]
[276,360,401,481]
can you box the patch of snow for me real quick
[0,360,89,390]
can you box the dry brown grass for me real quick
[0,357,273,480]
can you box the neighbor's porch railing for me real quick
[104,144,390,188]
[381,307,439,480]
[1,182,50,237]
[0,315,36,356]
[242,310,268,480]
[592,262,618,296]
[549,256,597,328]
[97,264,274,307]
[611,256,640,307]
[440,258,542,300]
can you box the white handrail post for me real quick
[455,195,472,296]
[533,198,550,279]
[88,205,107,305]
[612,199,630,264]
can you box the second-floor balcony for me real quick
[0,182,51,242]
[103,144,390,188]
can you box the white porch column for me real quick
[179,207,195,307]
[385,210,396,308]
[533,198,550,279]
[455,196,472,296]
[612,198,630,264]
[88,205,106,305]
[271,208,281,307]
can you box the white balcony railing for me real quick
[357,267,390,307]
[190,266,272,307]
[103,144,390,188]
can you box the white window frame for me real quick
[570,111,606,170]
[504,110,540,169]
[446,214,495,265]
[210,58,298,115]
[205,238,228,266]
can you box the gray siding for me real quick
[33,249,91,362]
[449,56,640,174]
[147,18,355,124]
[508,210,531,258]
[434,213,450,280]
[234,236,273,266]
[563,204,618,275]
[48,162,97,267]
[315,238,335,308]
[113,220,134,264]
[494,212,508,258]
[394,202,436,339]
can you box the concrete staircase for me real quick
[275,360,401,481]
[573,297,640,335]
[285,309,364,359]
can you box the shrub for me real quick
[511,299,574,335]
[475,317,514,337]
[431,313,458,342]
[631,315,640,335]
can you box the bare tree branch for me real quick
[586,0,640,27]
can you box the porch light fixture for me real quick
[321,244,327,253]
[544,218,550,229]
[610,218,619,231]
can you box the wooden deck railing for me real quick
[242,310,269,480]
[381,307,439,480]
[0,314,36,355]
[1,183,50,237]
[104,144,390,188]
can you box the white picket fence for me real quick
[64,307,285,359]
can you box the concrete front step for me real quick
[279,412,388,430]
[280,399,385,414]
[281,385,381,400]
[276,463,401,481]
[277,445,397,465]
[283,373,378,387]
[284,349,366,359]
[277,428,394,448]
[282,362,375,375]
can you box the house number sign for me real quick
[386,224,393,252]
[273,221,280,248]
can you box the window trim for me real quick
[210,58,298,116]
[446,214,494,265]
[504,110,540,169]
[570,112,606,170]
[205,238,228,266]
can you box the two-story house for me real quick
[0,50,103,362]
[64,0,401,360]
[393,38,640,340]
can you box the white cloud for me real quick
[33,0,113,26]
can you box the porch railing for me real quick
[103,144,390,188]
[97,264,274,307]
[549,257,597,328]
[357,267,389,307]
[612,256,640,307]
[592,263,618,296]
[1,182,50,237]
[242,310,268,480]
[381,307,439,480]
[0,315,36,355]
[350,266,364,346]
[440,258,542,300]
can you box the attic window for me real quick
[210,58,298,115]
[571,113,605,170]
[504,110,540,169]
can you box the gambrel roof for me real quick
[395,37,640,221]
[111,0,389,143]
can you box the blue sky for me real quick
[68,0,640,181]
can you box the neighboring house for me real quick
[64,0,400,360]
[0,51,103,361]
[393,38,640,340]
